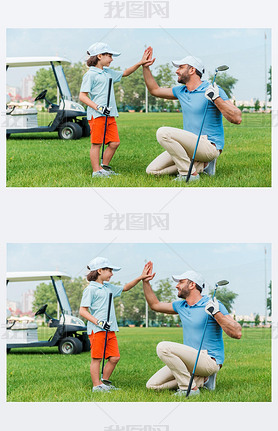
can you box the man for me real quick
[143,50,242,182]
[143,265,242,396]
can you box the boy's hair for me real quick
[86,51,109,67]
[87,266,110,281]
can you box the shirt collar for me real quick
[90,281,109,289]
[183,295,209,307]
[183,80,207,93]
[89,66,105,74]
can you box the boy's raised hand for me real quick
[141,46,156,67]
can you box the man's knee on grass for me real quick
[156,127,170,145]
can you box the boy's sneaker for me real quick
[204,373,217,391]
[173,388,200,397]
[92,384,111,392]
[92,169,112,178]
[173,174,200,183]
[104,384,121,391]
[203,159,217,176]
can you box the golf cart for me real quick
[6,57,90,140]
[6,271,90,354]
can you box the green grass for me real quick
[7,327,271,402]
[6,112,271,187]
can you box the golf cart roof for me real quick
[6,57,71,67]
[6,271,71,282]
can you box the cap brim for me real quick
[110,266,121,271]
[172,274,183,282]
[172,60,181,68]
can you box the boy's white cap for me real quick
[87,42,121,57]
[172,270,205,289]
[87,256,121,271]
[172,55,205,74]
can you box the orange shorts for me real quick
[88,116,120,144]
[89,331,120,359]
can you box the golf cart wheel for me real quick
[58,122,82,140]
[7,348,11,353]
[6,133,10,139]
[58,337,83,355]
[82,336,91,352]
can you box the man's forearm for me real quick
[143,280,160,308]
[142,66,160,94]
[214,313,242,339]
[214,98,242,124]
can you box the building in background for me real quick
[21,75,34,99]
[22,289,35,313]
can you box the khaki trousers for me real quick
[146,341,220,391]
[146,127,220,176]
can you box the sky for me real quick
[6,28,271,101]
[6,243,271,317]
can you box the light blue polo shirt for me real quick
[172,295,229,364]
[172,81,229,150]
[80,67,123,120]
[80,281,123,335]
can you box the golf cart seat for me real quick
[48,318,60,328]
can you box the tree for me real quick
[63,62,87,102]
[254,99,260,111]
[63,277,88,315]
[209,72,238,98]
[254,313,260,326]
[267,66,272,102]
[209,287,238,313]
[267,281,272,316]
[32,68,57,103]
[32,282,57,317]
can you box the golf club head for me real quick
[101,164,113,171]
[215,279,229,288]
[216,65,229,72]
[101,378,112,385]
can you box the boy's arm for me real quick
[122,261,155,291]
[79,306,98,324]
[79,92,110,115]
[122,46,154,77]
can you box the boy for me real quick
[79,42,152,177]
[79,256,153,392]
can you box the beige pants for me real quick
[146,126,220,176]
[146,341,220,391]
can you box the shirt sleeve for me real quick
[107,68,123,83]
[171,85,181,99]
[105,282,123,298]
[80,72,93,93]
[218,86,229,101]
[219,301,229,315]
[172,300,181,313]
[80,287,94,307]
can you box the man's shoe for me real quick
[173,174,200,183]
[92,384,111,392]
[173,388,200,397]
[204,373,217,391]
[203,159,217,176]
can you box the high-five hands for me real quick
[141,46,156,67]
[141,261,156,282]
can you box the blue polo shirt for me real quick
[172,81,229,150]
[80,281,123,335]
[172,295,229,364]
[80,67,123,120]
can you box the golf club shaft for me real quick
[101,292,113,379]
[186,73,218,182]
[186,288,217,396]
[101,78,113,165]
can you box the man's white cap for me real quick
[87,42,121,57]
[172,270,205,289]
[172,55,205,74]
[87,256,121,271]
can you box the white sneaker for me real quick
[173,388,200,397]
[92,383,111,392]
[204,373,217,390]
[92,169,112,178]
[173,174,200,182]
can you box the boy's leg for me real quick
[103,141,120,166]
[90,144,102,172]
[90,358,102,387]
[102,356,120,381]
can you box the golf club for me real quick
[186,65,229,182]
[186,279,229,397]
[101,77,113,171]
[101,292,113,383]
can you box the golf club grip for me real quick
[107,77,113,106]
[107,292,113,321]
